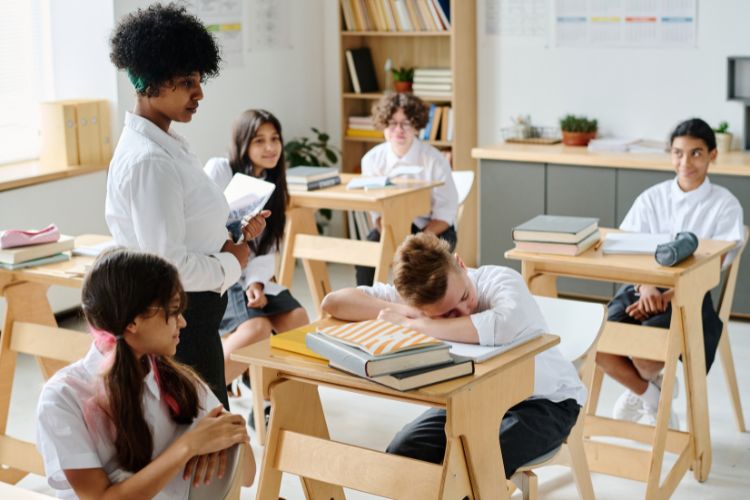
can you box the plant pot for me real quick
[715,132,732,154]
[394,81,412,93]
[562,131,597,146]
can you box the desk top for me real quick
[231,318,558,406]
[289,174,441,210]
[505,228,735,287]
[471,143,750,177]
[0,160,108,192]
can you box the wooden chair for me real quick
[715,226,749,431]
[510,296,606,500]
[188,443,246,500]
[451,169,475,230]
[0,322,91,484]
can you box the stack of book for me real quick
[0,226,74,270]
[287,166,341,192]
[419,104,453,142]
[512,215,600,256]
[346,115,383,140]
[413,68,452,98]
[306,319,474,391]
[340,0,451,33]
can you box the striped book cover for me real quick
[318,319,443,357]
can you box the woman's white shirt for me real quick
[36,345,221,499]
[360,140,458,229]
[203,157,284,295]
[106,112,240,293]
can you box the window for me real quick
[0,1,43,164]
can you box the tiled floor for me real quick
[8,263,750,499]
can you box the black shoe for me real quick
[248,404,271,431]
[241,370,251,388]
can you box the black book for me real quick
[346,47,378,93]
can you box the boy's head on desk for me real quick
[393,233,478,319]
[669,118,718,193]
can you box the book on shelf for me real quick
[330,353,473,391]
[318,319,443,356]
[353,210,372,238]
[514,230,600,256]
[413,83,452,92]
[392,0,413,31]
[287,166,339,184]
[512,215,599,244]
[0,235,75,265]
[601,232,672,255]
[0,252,70,270]
[345,128,384,138]
[288,176,342,192]
[270,324,327,361]
[440,105,450,141]
[345,47,378,94]
[428,106,443,141]
[306,331,453,377]
[421,104,436,140]
[414,67,452,77]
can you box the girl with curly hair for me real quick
[355,92,459,286]
[106,3,268,409]
[36,249,256,497]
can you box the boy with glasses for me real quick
[355,93,459,286]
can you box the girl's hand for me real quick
[183,449,227,487]
[246,283,268,309]
[221,239,250,269]
[181,405,249,458]
[241,210,271,241]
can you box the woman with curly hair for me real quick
[355,92,459,286]
[106,3,268,409]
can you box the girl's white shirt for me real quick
[203,157,284,295]
[36,344,221,499]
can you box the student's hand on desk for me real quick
[246,282,268,309]
[181,405,249,467]
[241,210,271,241]
[222,239,250,269]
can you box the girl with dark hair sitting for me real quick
[106,3,269,409]
[204,109,309,387]
[36,249,256,498]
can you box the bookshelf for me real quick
[337,0,477,265]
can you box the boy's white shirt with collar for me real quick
[105,112,240,294]
[203,157,284,295]
[361,139,459,229]
[36,344,221,499]
[620,176,744,266]
[360,266,587,405]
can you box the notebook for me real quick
[318,319,444,357]
[601,233,672,255]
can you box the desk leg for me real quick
[445,357,535,499]
[520,263,557,297]
[257,379,344,500]
[377,197,416,284]
[279,207,305,288]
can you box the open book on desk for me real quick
[346,165,424,189]
[601,232,671,255]
[445,333,542,363]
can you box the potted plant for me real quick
[714,121,732,153]
[284,127,340,229]
[559,114,598,146]
[391,67,414,93]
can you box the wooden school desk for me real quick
[0,234,109,484]
[279,174,440,317]
[231,320,560,500]
[505,229,735,499]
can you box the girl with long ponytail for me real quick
[36,248,255,498]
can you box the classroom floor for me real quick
[9,263,750,499]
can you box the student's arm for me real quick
[422,219,450,236]
[379,308,478,343]
[63,406,249,500]
[321,287,421,321]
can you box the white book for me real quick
[445,333,542,363]
[601,232,672,255]
[223,173,275,218]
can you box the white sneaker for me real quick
[653,373,679,399]
[613,389,644,421]
[638,406,680,429]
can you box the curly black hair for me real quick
[110,3,221,97]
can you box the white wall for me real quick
[477,0,750,146]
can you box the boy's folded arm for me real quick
[321,288,394,321]
[408,315,479,344]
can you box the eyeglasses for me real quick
[147,305,184,318]
[386,120,413,131]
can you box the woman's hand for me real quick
[241,210,271,241]
[221,239,250,269]
[246,282,268,309]
[180,405,249,458]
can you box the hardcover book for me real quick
[0,235,75,265]
[512,215,599,243]
[514,230,600,256]
[287,166,340,183]
[317,319,443,356]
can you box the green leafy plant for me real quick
[714,121,730,134]
[391,67,415,83]
[559,114,598,133]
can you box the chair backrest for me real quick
[188,443,244,500]
[451,170,475,229]
[11,322,91,363]
[716,226,749,323]
[533,296,606,384]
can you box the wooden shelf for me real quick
[343,92,452,103]
[341,31,451,37]
[344,136,451,148]
[0,160,108,192]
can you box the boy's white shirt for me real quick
[204,157,284,295]
[36,344,221,499]
[361,266,587,405]
[620,176,745,268]
[361,139,459,228]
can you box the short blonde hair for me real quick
[393,233,460,306]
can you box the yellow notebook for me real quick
[270,324,326,361]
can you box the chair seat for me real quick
[516,445,562,471]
